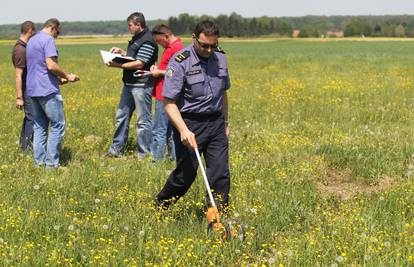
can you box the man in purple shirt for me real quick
[26,18,79,168]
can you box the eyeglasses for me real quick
[195,38,218,50]
[151,30,168,35]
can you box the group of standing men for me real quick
[12,19,79,168]
[12,12,232,211]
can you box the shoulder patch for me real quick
[215,46,225,54]
[175,50,190,63]
[166,67,175,79]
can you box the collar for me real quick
[131,27,148,42]
[167,38,182,49]
[16,38,27,47]
[189,43,218,66]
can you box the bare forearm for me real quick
[154,69,166,78]
[121,60,145,70]
[14,69,23,98]
[15,79,23,98]
[46,59,68,79]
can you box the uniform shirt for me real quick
[26,31,59,97]
[153,38,184,101]
[162,44,231,114]
[11,39,28,90]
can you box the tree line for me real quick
[1,13,414,39]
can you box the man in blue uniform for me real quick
[156,21,231,212]
[106,12,158,158]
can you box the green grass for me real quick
[0,39,414,265]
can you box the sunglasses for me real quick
[195,38,218,49]
[151,30,168,35]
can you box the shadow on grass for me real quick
[60,147,72,166]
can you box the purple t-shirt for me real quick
[26,31,59,97]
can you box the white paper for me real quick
[133,70,152,77]
[100,50,135,64]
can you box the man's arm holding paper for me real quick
[107,59,145,70]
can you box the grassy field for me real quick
[0,38,414,266]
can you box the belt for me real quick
[181,112,222,120]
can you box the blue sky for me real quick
[2,0,414,24]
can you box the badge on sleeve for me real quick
[166,67,174,79]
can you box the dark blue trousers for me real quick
[19,91,34,151]
[156,112,230,210]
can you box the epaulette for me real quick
[215,46,226,54]
[175,51,190,63]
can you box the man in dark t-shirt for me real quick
[11,21,36,151]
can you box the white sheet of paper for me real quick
[100,50,134,64]
[100,50,112,64]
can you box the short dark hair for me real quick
[194,20,219,38]
[127,12,146,28]
[20,21,35,34]
[43,18,60,29]
[151,24,172,35]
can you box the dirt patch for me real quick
[315,168,396,201]
[84,135,102,143]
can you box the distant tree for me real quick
[168,17,180,34]
[373,24,382,36]
[299,24,319,37]
[177,13,195,35]
[248,18,258,36]
[215,14,229,35]
[343,19,372,37]
[228,12,245,37]
[407,17,414,35]
[274,20,293,36]
[394,24,406,37]
[199,14,215,24]
[381,21,396,36]
[3,14,414,39]
[257,16,271,35]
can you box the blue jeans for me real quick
[108,85,152,157]
[151,99,176,161]
[20,90,34,151]
[31,93,65,168]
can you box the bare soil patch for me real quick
[84,135,102,143]
[315,168,396,201]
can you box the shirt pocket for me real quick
[212,69,228,90]
[185,74,206,97]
